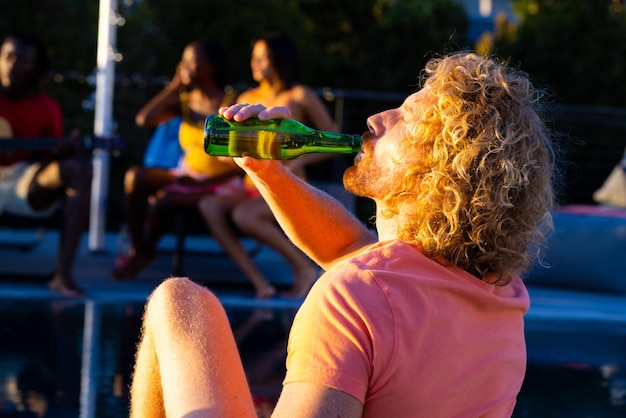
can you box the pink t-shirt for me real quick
[284,240,529,417]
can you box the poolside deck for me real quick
[0,228,302,308]
[1,227,625,363]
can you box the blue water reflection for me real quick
[0,299,624,417]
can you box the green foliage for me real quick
[373,0,469,91]
[1,0,470,137]
[495,0,626,106]
[1,0,99,135]
[117,0,310,85]
[116,0,468,92]
[0,0,470,227]
[1,0,98,74]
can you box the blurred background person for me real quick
[110,39,239,280]
[199,33,337,299]
[0,30,92,297]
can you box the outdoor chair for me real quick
[0,136,123,279]
[168,207,263,277]
[169,180,355,277]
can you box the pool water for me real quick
[0,299,624,417]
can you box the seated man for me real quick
[0,30,92,297]
[129,52,559,417]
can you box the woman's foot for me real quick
[48,275,85,298]
[110,252,155,280]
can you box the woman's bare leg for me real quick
[130,277,256,418]
[199,195,276,299]
[111,167,175,279]
[233,198,320,299]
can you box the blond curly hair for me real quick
[385,52,557,285]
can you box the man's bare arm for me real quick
[221,104,377,270]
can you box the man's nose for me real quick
[366,113,384,136]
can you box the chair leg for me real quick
[170,210,264,278]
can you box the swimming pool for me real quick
[0,298,624,417]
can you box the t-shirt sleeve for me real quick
[283,265,391,403]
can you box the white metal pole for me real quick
[89,0,118,251]
[79,300,102,418]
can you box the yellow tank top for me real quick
[178,90,236,177]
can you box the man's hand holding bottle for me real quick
[217,103,291,180]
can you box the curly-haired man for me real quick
[129,52,558,417]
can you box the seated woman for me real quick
[198,33,337,298]
[111,39,239,280]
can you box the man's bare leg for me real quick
[29,156,91,297]
[130,277,257,418]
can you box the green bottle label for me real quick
[204,114,362,160]
[227,129,283,159]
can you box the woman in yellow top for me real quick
[111,39,239,280]
[199,33,337,298]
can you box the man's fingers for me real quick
[233,156,278,174]
[218,104,292,121]
[218,103,251,118]
[258,106,292,120]
[233,156,265,170]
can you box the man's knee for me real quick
[145,277,222,326]
[32,161,62,189]
[148,277,210,305]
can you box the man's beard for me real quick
[344,141,416,206]
[344,151,393,201]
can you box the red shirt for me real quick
[0,92,63,166]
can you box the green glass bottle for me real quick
[204,114,362,160]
